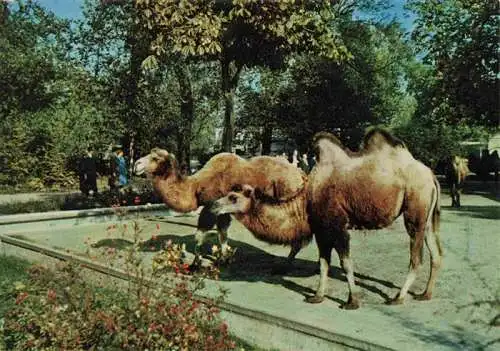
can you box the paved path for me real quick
[1,191,499,350]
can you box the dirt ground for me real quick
[2,183,499,350]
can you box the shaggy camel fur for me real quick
[445,155,469,207]
[134,149,306,260]
[306,128,442,309]
[211,184,312,265]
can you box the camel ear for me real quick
[231,184,243,192]
[253,187,266,200]
[241,184,255,198]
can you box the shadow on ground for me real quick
[444,205,500,220]
[91,232,403,305]
[378,304,499,351]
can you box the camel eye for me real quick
[229,195,237,204]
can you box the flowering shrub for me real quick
[3,220,237,350]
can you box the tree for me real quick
[0,0,70,114]
[0,1,125,189]
[135,0,349,152]
[408,0,499,127]
[237,18,417,151]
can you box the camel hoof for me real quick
[341,301,360,310]
[189,258,202,272]
[305,295,325,304]
[341,294,361,310]
[414,292,432,301]
[386,296,405,305]
[189,263,200,272]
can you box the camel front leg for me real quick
[334,231,361,309]
[306,234,333,304]
[191,205,218,267]
[216,213,232,257]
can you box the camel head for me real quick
[134,148,178,178]
[211,184,256,215]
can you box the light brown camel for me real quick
[134,149,306,262]
[445,155,469,207]
[211,183,312,266]
[306,128,442,309]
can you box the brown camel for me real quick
[211,183,312,266]
[445,155,469,207]
[306,128,442,309]
[134,149,306,261]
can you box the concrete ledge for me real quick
[0,203,169,225]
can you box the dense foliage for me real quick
[0,0,498,191]
[2,227,236,350]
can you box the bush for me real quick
[2,222,237,350]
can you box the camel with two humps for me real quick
[211,183,312,271]
[133,149,306,264]
[306,128,442,309]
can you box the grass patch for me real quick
[0,198,64,215]
[0,255,31,316]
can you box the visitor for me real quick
[298,152,309,173]
[79,148,98,196]
[115,147,128,188]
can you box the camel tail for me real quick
[431,175,443,256]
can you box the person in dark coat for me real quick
[79,148,98,196]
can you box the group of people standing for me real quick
[278,149,315,174]
[78,145,129,196]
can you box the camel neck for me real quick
[153,175,199,212]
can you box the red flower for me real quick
[15,292,29,305]
[47,289,57,302]
[134,196,141,205]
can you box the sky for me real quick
[35,0,416,32]
[37,0,84,20]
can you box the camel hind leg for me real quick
[391,185,440,304]
[416,187,442,301]
[415,228,442,301]
[389,213,426,305]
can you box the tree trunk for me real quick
[175,64,194,174]
[261,124,273,155]
[124,20,148,161]
[221,58,242,152]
